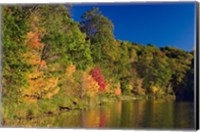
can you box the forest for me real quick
[2,5,194,126]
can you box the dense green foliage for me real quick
[2,5,194,126]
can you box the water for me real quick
[23,100,195,129]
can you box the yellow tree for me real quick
[81,71,99,98]
[20,31,59,103]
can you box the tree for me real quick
[80,7,114,41]
[20,31,59,103]
[161,46,194,100]
[30,5,93,70]
[136,46,173,95]
[80,7,117,64]
[2,6,33,103]
[91,67,106,92]
[113,42,132,94]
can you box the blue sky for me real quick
[71,2,196,51]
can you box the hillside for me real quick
[2,5,194,126]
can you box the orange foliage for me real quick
[104,84,111,94]
[22,73,59,100]
[26,32,44,49]
[21,31,59,103]
[81,72,99,97]
[114,88,121,96]
[66,64,76,77]
[114,83,121,96]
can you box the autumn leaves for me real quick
[20,31,59,103]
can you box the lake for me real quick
[30,99,194,129]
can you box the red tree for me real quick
[91,67,106,92]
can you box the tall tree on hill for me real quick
[80,7,118,64]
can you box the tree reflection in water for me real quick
[13,100,194,129]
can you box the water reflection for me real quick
[51,100,194,129]
[54,110,82,128]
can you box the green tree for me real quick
[136,45,173,95]
[80,7,117,64]
[30,5,93,70]
[161,46,194,100]
[2,6,33,103]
